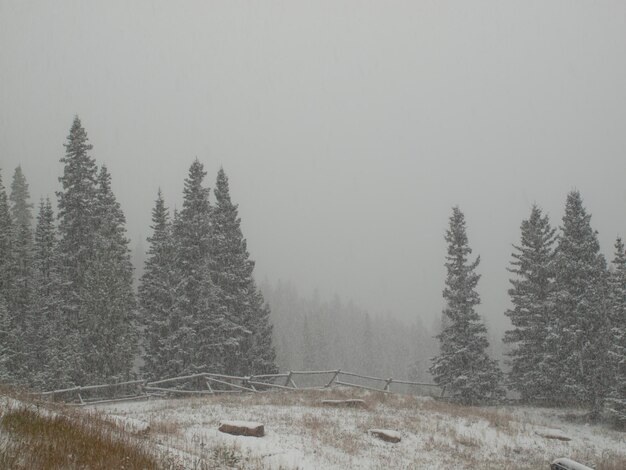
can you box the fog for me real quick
[2,0,626,334]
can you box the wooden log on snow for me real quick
[218,420,265,437]
[534,428,572,441]
[321,399,367,408]
[368,429,401,443]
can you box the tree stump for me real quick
[218,420,265,437]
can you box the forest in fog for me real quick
[0,117,625,425]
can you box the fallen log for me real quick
[369,428,401,443]
[534,428,572,442]
[321,399,367,408]
[218,420,265,437]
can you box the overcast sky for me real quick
[2,1,626,333]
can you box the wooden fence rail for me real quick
[33,369,442,405]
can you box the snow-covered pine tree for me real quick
[430,207,504,404]
[504,205,557,401]
[8,166,34,383]
[550,190,609,411]
[9,166,34,315]
[0,170,13,316]
[79,166,138,384]
[30,199,67,389]
[0,170,17,383]
[606,237,626,425]
[172,159,229,375]
[245,291,277,374]
[0,296,11,383]
[56,116,99,384]
[139,190,178,379]
[211,168,276,375]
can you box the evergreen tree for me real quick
[56,116,99,384]
[211,168,276,375]
[0,297,11,383]
[0,170,13,312]
[9,166,34,312]
[550,190,609,411]
[139,190,177,379]
[80,166,137,383]
[30,199,66,388]
[504,205,557,401]
[430,207,504,404]
[606,237,626,425]
[8,166,34,382]
[172,160,228,375]
[0,170,16,383]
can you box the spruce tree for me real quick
[430,207,504,404]
[0,170,13,312]
[0,297,11,383]
[80,166,137,383]
[9,166,34,382]
[0,170,16,383]
[56,116,99,384]
[606,237,626,425]
[139,190,177,379]
[172,159,227,375]
[550,190,609,411]
[9,166,34,313]
[504,205,557,401]
[31,199,66,389]
[211,168,276,375]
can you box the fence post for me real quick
[440,386,446,398]
[384,378,393,391]
[284,371,293,387]
[325,370,341,388]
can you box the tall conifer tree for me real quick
[79,166,137,383]
[504,205,557,400]
[606,237,626,425]
[172,160,227,374]
[211,168,276,375]
[8,166,34,381]
[430,207,504,404]
[56,116,99,384]
[139,190,177,379]
[31,199,66,388]
[0,170,13,312]
[0,170,16,382]
[550,190,609,411]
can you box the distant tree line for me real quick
[430,199,625,425]
[0,116,276,389]
[0,117,624,426]
[261,280,438,384]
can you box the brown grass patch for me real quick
[148,417,181,435]
[0,406,177,469]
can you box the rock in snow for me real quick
[218,420,265,437]
[550,457,594,470]
[368,429,401,443]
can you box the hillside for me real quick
[2,388,625,469]
[94,389,625,470]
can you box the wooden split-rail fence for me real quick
[33,369,444,406]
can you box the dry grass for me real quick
[148,417,182,435]
[82,387,626,470]
[0,406,178,470]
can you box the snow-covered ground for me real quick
[92,388,626,469]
